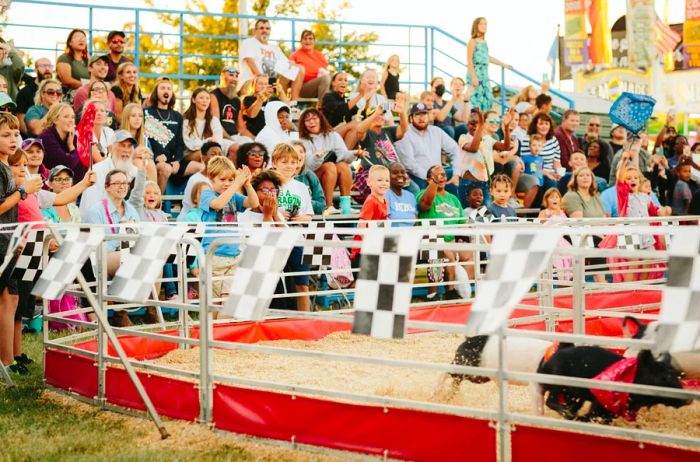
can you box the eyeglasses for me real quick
[43,89,63,96]
[258,187,278,194]
[588,123,600,127]
[109,181,129,187]
[0,105,13,112]
[36,63,53,69]
[304,114,320,121]
[248,150,265,156]
[111,39,125,45]
[488,118,501,124]
[90,87,107,93]
[51,177,72,184]
[467,120,477,125]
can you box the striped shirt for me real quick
[520,137,561,171]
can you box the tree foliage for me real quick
[132,0,377,92]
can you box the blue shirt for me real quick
[84,197,141,252]
[200,189,246,257]
[385,189,417,227]
[486,202,517,221]
[521,154,544,186]
[600,185,661,217]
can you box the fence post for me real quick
[179,13,185,110]
[337,23,343,70]
[425,27,430,92]
[572,250,585,334]
[198,251,213,426]
[96,243,107,408]
[291,19,296,52]
[88,8,93,57]
[497,327,512,462]
[500,66,506,115]
[134,9,141,70]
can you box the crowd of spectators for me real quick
[0,17,699,375]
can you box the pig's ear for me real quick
[622,316,644,339]
[637,349,654,364]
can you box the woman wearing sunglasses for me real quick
[24,79,62,136]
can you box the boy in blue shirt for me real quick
[385,162,417,227]
[199,156,258,312]
[521,133,545,188]
[486,174,517,220]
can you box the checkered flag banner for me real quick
[302,221,334,266]
[108,224,187,302]
[0,223,32,276]
[467,206,494,224]
[32,227,104,300]
[12,228,46,282]
[465,229,561,335]
[420,219,444,261]
[655,228,700,353]
[352,230,421,339]
[616,233,641,251]
[221,228,301,320]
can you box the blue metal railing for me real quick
[3,0,574,112]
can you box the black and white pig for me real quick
[623,315,700,379]
[535,345,689,423]
[450,335,555,386]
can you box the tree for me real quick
[134,0,377,92]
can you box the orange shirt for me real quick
[289,48,328,82]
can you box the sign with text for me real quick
[564,0,588,65]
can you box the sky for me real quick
[3,0,686,92]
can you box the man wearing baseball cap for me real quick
[79,129,139,215]
[104,31,132,83]
[73,54,117,113]
[395,102,462,193]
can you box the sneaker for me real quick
[508,198,522,209]
[14,353,33,366]
[443,289,461,301]
[323,206,342,215]
[8,361,29,375]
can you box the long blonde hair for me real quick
[120,103,146,147]
[43,102,73,129]
[511,85,536,105]
[114,62,140,107]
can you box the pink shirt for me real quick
[73,82,117,113]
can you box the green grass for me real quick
[0,333,342,462]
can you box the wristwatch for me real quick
[17,186,26,200]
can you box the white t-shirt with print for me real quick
[277,179,313,218]
[238,37,299,89]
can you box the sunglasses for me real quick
[588,123,600,127]
[0,105,13,112]
[111,39,125,45]
[224,69,239,75]
[43,89,63,96]
[488,117,501,124]
[258,187,278,194]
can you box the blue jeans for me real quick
[163,263,177,297]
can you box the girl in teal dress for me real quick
[467,17,511,112]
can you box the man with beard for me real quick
[395,102,461,194]
[79,129,145,215]
[72,54,117,113]
[143,77,184,192]
[238,19,304,101]
[16,57,53,135]
[104,30,132,84]
[577,115,612,165]
[209,64,254,147]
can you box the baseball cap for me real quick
[107,30,126,42]
[21,138,43,151]
[0,93,16,109]
[410,102,430,116]
[88,54,110,66]
[112,130,137,146]
[49,165,74,180]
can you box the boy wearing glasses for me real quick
[104,31,132,84]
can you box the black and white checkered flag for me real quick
[221,228,300,320]
[12,228,46,282]
[420,219,444,261]
[351,230,421,339]
[465,229,560,335]
[32,227,104,300]
[467,206,494,224]
[616,233,641,251]
[108,224,187,302]
[655,228,700,353]
[0,223,32,276]
[302,221,334,266]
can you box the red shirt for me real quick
[554,126,580,171]
[352,194,388,259]
[289,48,328,82]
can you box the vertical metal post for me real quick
[500,66,506,114]
[88,8,93,57]
[497,327,511,462]
[572,252,585,335]
[290,19,296,52]
[177,241,189,349]
[179,13,185,111]
[198,251,213,425]
[542,263,555,332]
[337,24,343,70]
[134,10,141,70]
[425,27,430,92]
[96,243,107,408]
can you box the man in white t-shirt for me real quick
[238,19,304,101]
[79,130,142,216]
